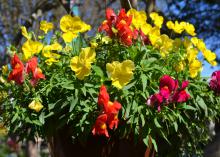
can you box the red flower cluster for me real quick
[147,75,190,112]
[8,54,45,86]
[209,70,220,95]
[92,85,122,137]
[98,8,134,46]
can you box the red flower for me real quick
[116,9,132,26]
[92,85,122,137]
[159,75,178,92]
[107,113,119,129]
[147,75,190,112]
[98,8,134,46]
[92,114,109,138]
[106,8,116,24]
[147,93,163,112]
[140,30,151,45]
[172,90,190,103]
[26,57,38,74]
[159,86,170,100]
[172,81,190,103]
[209,70,220,95]
[104,101,121,115]
[30,68,45,86]
[8,54,24,84]
[26,57,45,86]
[116,22,133,46]
[98,85,110,107]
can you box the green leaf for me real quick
[196,96,207,116]
[143,135,149,146]
[151,138,158,152]
[81,86,87,96]
[11,113,18,123]
[140,114,145,126]
[69,97,78,112]
[181,104,196,110]
[154,117,162,128]
[173,122,178,132]
[92,65,104,79]
[141,73,148,92]
[39,112,45,124]
[123,81,136,90]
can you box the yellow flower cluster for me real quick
[42,43,62,66]
[126,9,217,78]
[191,37,217,66]
[166,21,196,36]
[21,26,43,61]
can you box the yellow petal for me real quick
[62,32,77,43]
[28,100,43,112]
[21,26,31,40]
[107,60,134,89]
[45,58,59,66]
[79,47,96,63]
[22,40,43,60]
[40,20,54,34]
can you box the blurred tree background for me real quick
[0,0,219,156]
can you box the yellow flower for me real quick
[28,100,44,112]
[102,36,112,44]
[181,22,196,36]
[148,27,161,46]
[42,43,62,65]
[141,23,153,35]
[1,65,8,75]
[175,61,185,72]
[150,12,164,28]
[203,50,217,66]
[172,38,182,51]
[60,15,91,43]
[191,37,206,52]
[166,21,184,34]
[0,123,7,135]
[187,48,198,63]
[22,40,43,60]
[155,34,173,57]
[127,9,147,29]
[40,20,54,34]
[70,47,96,80]
[106,60,135,89]
[189,59,202,78]
[21,26,31,40]
[183,37,193,50]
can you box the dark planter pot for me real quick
[47,127,154,157]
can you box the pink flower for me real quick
[159,75,178,92]
[147,75,191,112]
[209,70,220,95]
[172,81,190,103]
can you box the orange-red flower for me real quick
[26,57,45,86]
[99,8,134,46]
[98,85,110,107]
[92,114,109,137]
[8,54,24,85]
[93,85,122,137]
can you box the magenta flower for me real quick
[209,70,220,95]
[147,75,191,112]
